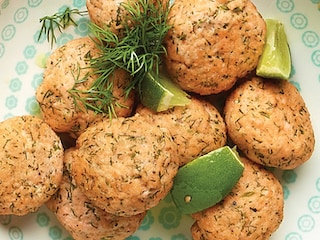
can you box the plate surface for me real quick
[0,0,320,239]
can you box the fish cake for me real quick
[72,115,179,216]
[86,0,129,35]
[136,96,227,166]
[47,148,145,240]
[191,157,284,240]
[224,77,315,169]
[86,0,169,36]
[0,115,63,216]
[164,0,266,95]
[36,37,135,138]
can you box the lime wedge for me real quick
[140,71,191,112]
[256,19,291,79]
[170,146,244,214]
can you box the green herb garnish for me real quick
[69,0,172,114]
[38,7,88,47]
[38,0,174,116]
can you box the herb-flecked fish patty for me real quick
[224,77,315,169]
[86,0,131,36]
[72,114,179,216]
[136,96,227,166]
[36,37,135,138]
[164,0,266,95]
[47,148,145,240]
[86,0,169,36]
[0,115,63,216]
[191,157,284,240]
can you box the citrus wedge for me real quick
[256,19,291,79]
[170,146,244,214]
[140,71,191,112]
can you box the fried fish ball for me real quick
[164,0,266,95]
[224,77,315,169]
[191,157,284,240]
[86,0,129,35]
[72,115,179,216]
[0,115,63,216]
[47,148,145,240]
[36,37,135,138]
[86,0,169,36]
[136,96,227,166]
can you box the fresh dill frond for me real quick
[38,7,88,47]
[68,87,123,119]
[67,52,129,119]
[69,0,172,114]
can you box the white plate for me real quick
[0,0,319,239]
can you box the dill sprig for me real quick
[69,0,172,114]
[38,7,88,47]
[66,55,126,119]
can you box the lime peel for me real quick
[170,146,244,215]
[140,71,191,112]
[256,19,292,80]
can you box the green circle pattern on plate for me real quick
[1,24,16,41]
[290,13,308,29]
[27,0,42,8]
[308,196,320,214]
[14,7,28,23]
[0,0,320,239]
[276,0,295,13]
[36,213,50,227]
[302,30,320,48]
[8,226,23,240]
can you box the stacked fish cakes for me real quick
[0,0,316,239]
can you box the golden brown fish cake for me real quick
[224,77,315,169]
[191,157,284,240]
[47,148,145,240]
[164,0,266,95]
[86,0,169,36]
[36,37,135,138]
[72,114,179,216]
[86,0,128,35]
[136,96,227,166]
[0,115,63,216]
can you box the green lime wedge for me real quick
[170,146,244,215]
[140,71,191,112]
[256,19,291,80]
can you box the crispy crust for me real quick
[191,157,284,240]
[72,115,179,216]
[0,115,63,215]
[47,148,145,239]
[164,0,266,95]
[224,77,315,169]
[36,37,135,138]
[136,96,227,166]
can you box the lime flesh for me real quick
[140,71,191,112]
[256,19,291,80]
[170,146,244,214]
